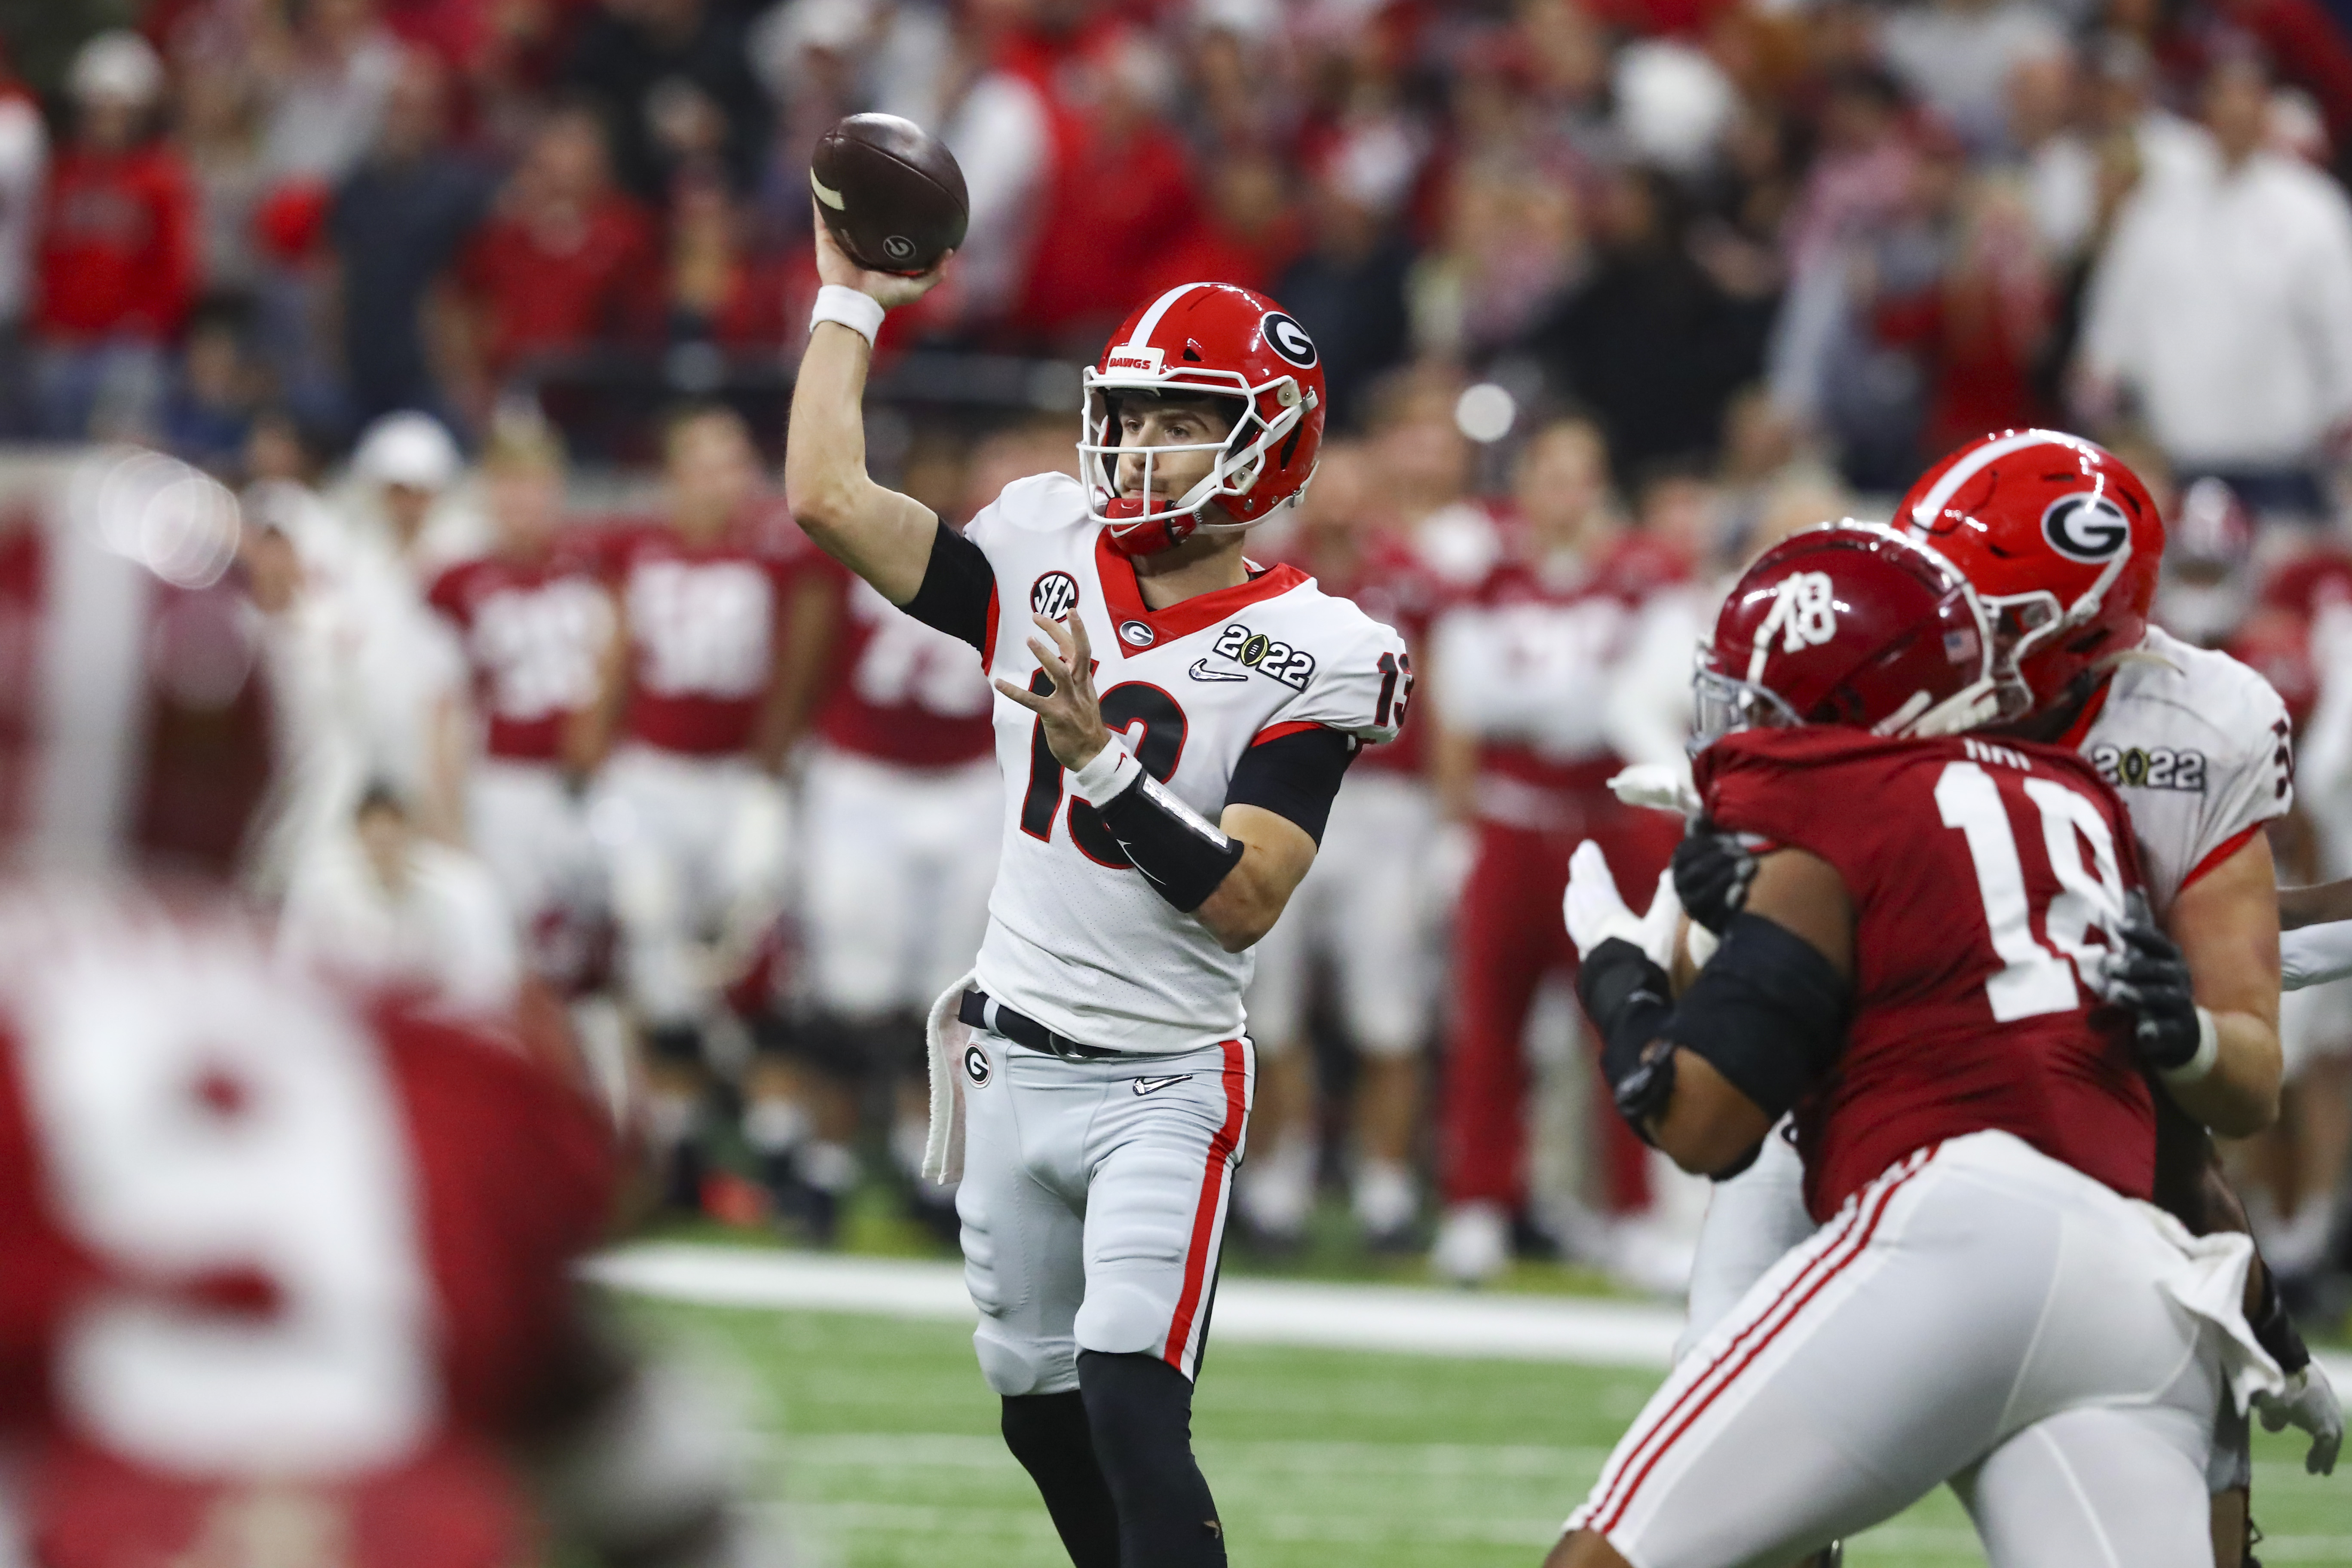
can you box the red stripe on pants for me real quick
[1440,811,1680,1210]
[1162,1038,1248,1373]
[1590,1145,1939,1534]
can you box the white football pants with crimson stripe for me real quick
[955,1031,1254,1395]
[1568,1130,2266,1568]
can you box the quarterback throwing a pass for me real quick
[786,229,1407,1564]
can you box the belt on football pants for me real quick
[960,988,1126,1061]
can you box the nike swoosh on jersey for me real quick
[1188,659,1248,683]
[1130,1074,1193,1096]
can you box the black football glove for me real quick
[1672,819,1756,936]
[2103,891,2205,1073]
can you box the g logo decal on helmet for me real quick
[964,1044,991,1087]
[2042,493,2131,562]
[1261,312,1318,369]
[883,234,916,262]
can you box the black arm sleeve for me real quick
[1222,726,1359,845]
[1663,912,1851,1122]
[900,521,995,652]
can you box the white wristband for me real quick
[810,283,885,347]
[1070,741,1140,807]
[2160,1007,2221,1087]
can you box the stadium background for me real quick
[3,0,2351,1559]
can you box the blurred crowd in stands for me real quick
[6,0,2352,1317]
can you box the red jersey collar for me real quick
[1092,529,1308,649]
[2054,678,2113,751]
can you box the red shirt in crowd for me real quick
[0,893,615,1568]
[603,511,806,758]
[427,545,616,764]
[457,196,658,377]
[1017,119,1200,336]
[32,143,199,342]
[1697,726,2155,1221]
[801,549,996,770]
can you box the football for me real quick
[810,113,969,276]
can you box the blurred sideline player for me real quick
[280,782,521,1019]
[586,404,829,1207]
[790,233,1406,1566]
[1428,419,1687,1285]
[0,456,752,1568]
[1238,442,1441,1249]
[756,437,1014,1241]
[1554,524,2278,1568]
[1669,433,2339,1564]
[426,419,616,994]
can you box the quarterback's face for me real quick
[1114,399,1232,503]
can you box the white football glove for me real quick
[1607,763,1701,818]
[2254,1360,2343,1476]
[1564,841,1683,971]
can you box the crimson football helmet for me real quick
[1693,523,2026,750]
[1080,281,1326,557]
[1895,429,2164,712]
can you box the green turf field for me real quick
[624,1298,2352,1568]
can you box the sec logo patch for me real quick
[1031,571,1080,620]
[964,1044,991,1087]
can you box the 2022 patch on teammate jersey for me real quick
[967,474,1409,1056]
[2073,625,2293,911]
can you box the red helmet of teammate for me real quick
[1895,429,2165,712]
[1693,523,2026,750]
[1080,281,1327,557]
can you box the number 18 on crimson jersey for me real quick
[1694,726,2156,1223]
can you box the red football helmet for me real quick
[1895,429,2164,712]
[1693,523,2026,750]
[1080,282,1327,557]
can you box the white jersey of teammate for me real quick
[967,473,1409,1057]
[2077,625,2292,912]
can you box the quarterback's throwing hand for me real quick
[811,199,951,310]
[997,612,1112,771]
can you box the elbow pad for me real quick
[1576,937,1678,1140]
[1663,912,1850,1123]
[1087,763,1245,912]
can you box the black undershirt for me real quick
[900,520,1362,844]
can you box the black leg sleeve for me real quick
[1077,1351,1227,1568]
[1000,1392,1121,1568]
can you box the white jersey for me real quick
[2077,626,2291,911]
[967,475,1409,1056]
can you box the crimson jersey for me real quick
[801,549,995,768]
[1695,727,2155,1222]
[0,886,614,1568]
[602,512,805,757]
[427,546,615,763]
[1275,531,1441,777]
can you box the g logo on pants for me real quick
[964,1044,992,1087]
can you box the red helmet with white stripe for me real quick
[1895,429,2165,712]
[1693,523,2026,750]
[1081,282,1327,557]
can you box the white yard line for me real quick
[585,1242,2352,1391]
